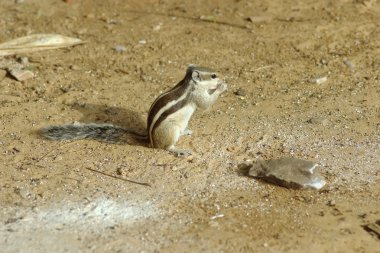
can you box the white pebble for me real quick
[310,76,328,85]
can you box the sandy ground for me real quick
[0,0,379,252]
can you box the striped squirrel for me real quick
[40,65,227,156]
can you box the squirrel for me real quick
[40,65,228,156]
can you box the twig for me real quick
[34,141,150,186]
[251,65,276,72]
[126,10,250,30]
[34,142,73,163]
[85,167,151,187]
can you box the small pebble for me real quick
[186,155,194,162]
[153,23,162,31]
[226,146,237,152]
[246,16,272,23]
[310,76,327,85]
[210,214,224,220]
[199,15,215,21]
[15,187,35,199]
[321,119,329,127]
[17,56,29,65]
[138,40,146,44]
[307,117,328,125]
[319,58,328,65]
[234,88,246,96]
[343,59,355,69]
[70,65,80,70]
[327,200,336,206]
[114,45,126,52]
[116,167,128,177]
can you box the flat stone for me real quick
[248,157,326,190]
[8,68,34,81]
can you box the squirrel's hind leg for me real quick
[152,123,192,157]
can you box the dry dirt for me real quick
[0,0,379,252]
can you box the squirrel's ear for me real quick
[191,70,201,82]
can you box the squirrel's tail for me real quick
[39,122,147,144]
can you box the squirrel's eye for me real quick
[211,74,217,79]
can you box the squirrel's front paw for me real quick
[180,128,193,136]
[217,81,228,92]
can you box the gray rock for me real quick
[248,158,326,190]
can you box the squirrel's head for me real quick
[186,64,227,109]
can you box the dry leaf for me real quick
[0,34,84,57]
